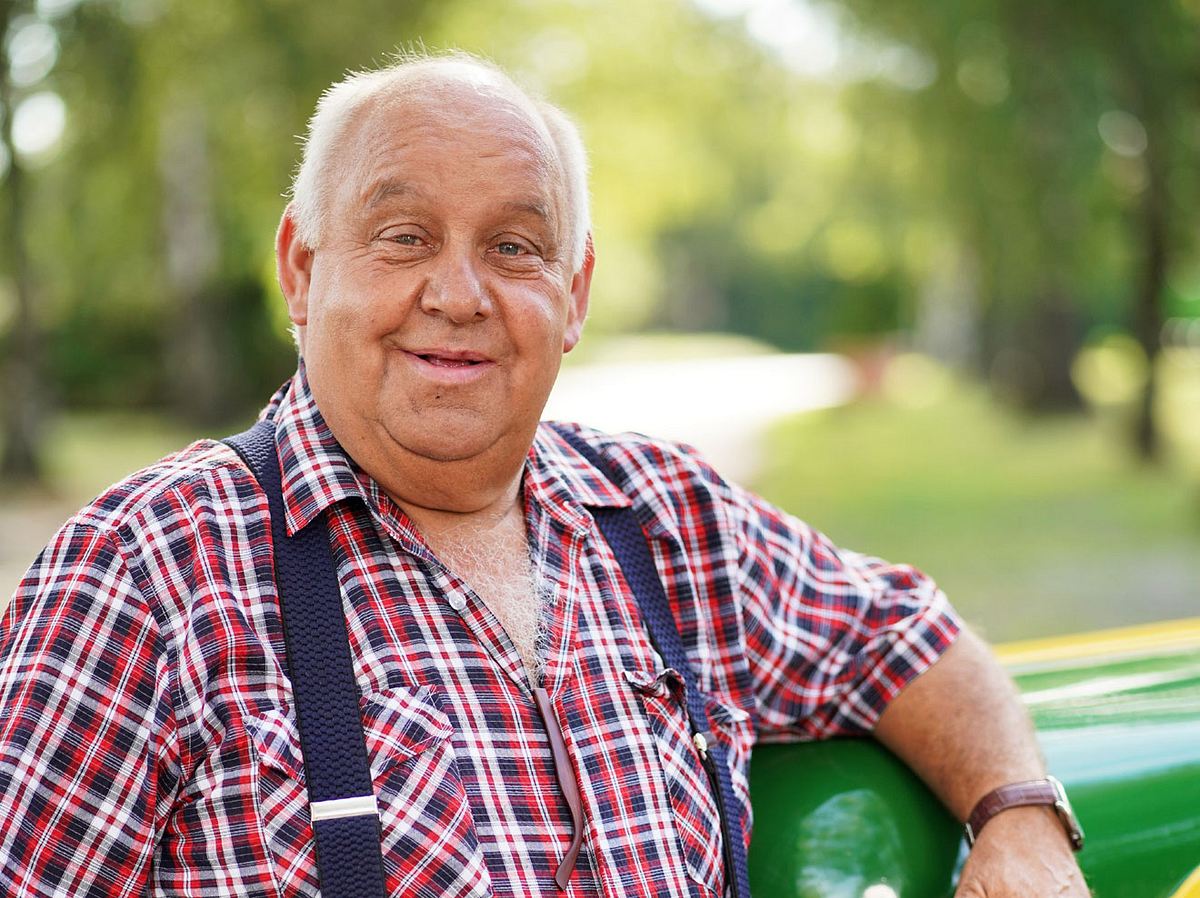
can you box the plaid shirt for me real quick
[0,367,959,898]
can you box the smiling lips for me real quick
[410,348,489,364]
[403,348,495,380]
[421,354,480,367]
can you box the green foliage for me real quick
[834,0,1200,411]
[753,382,1200,640]
[1,0,1198,430]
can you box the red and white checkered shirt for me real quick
[0,367,959,898]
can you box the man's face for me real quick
[280,83,591,474]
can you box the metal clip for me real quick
[309,794,379,822]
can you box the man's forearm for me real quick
[872,626,1089,897]
[873,626,1043,820]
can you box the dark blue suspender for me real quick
[555,427,753,898]
[225,421,389,898]
[225,420,752,898]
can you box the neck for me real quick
[344,425,531,533]
[386,458,526,537]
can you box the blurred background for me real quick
[1,0,1197,639]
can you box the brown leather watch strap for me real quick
[965,776,1085,851]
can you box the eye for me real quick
[485,235,546,271]
[376,224,432,248]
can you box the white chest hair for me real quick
[421,513,549,685]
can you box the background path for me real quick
[545,353,858,482]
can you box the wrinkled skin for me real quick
[277,75,593,527]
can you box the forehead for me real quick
[336,80,562,220]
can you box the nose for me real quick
[419,246,492,324]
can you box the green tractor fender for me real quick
[747,619,1200,898]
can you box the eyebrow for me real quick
[359,179,558,246]
[500,200,553,224]
[362,182,551,222]
[362,179,426,209]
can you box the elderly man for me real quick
[0,54,1084,898]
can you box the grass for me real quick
[752,384,1200,642]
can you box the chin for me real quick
[387,414,505,463]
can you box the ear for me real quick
[562,232,595,353]
[276,203,314,327]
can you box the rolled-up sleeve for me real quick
[728,483,961,740]
[0,519,176,898]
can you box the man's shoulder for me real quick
[72,435,260,536]
[535,421,738,511]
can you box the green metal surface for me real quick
[1017,647,1200,898]
[748,738,959,898]
[747,641,1200,898]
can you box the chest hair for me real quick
[422,515,552,685]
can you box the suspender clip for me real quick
[310,794,380,822]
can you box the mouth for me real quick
[405,349,491,368]
[400,348,497,383]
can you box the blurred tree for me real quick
[833,0,1200,453]
[1098,2,1194,461]
[1,0,45,484]
[2,0,1195,471]
[38,0,444,422]
[19,0,824,420]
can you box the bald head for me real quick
[290,52,590,270]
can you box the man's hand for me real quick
[873,627,1090,897]
[955,806,1089,897]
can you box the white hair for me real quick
[289,51,591,271]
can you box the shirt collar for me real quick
[528,424,633,508]
[263,365,633,538]
[529,424,691,545]
[263,363,370,536]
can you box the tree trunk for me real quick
[1130,102,1168,462]
[992,289,1083,413]
[0,0,45,485]
[158,97,227,426]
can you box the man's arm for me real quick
[873,627,1089,897]
[0,521,171,897]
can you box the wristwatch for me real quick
[965,775,1085,851]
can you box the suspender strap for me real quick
[224,420,389,898]
[555,427,753,898]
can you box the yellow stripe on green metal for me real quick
[1170,865,1200,898]
[996,617,1200,667]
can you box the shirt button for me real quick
[448,594,467,612]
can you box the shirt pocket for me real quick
[246,685,492,898]
[245,706,321,898]
[360,685,493,897]
[625,666,735,895]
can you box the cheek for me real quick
[311,283,393,339]
[515,283,572,338]
[308,253,398,331]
